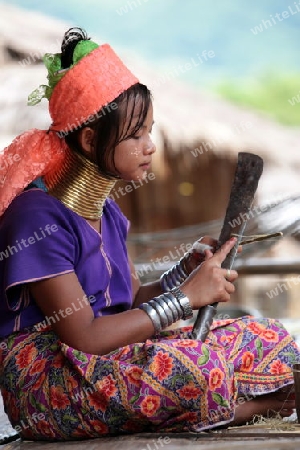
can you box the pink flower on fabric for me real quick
[270,359,289,375]
[15,343,37,370]
[98,374,117,399]
[209,368,225,390]
[29,359,47,375]
[220,334,236,345]
[125,366,143,387]
[261,329,279,343]
[248,322,265,335]
[177,383,202,400]
[241,351,255,372]
[140,395,161,417]
[150,351,174,381]
[50,386,70,409]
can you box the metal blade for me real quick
[192,152,264,341]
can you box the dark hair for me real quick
[60,28,152,179]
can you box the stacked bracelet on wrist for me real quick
[139,287,193,333]
[170,287,193,321]
[160,238,209,292]
[159,254,190,292]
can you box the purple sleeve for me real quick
[1,190,76,308]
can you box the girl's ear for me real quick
[78,127,95,154]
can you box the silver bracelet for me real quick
[148,299,169,329]
[139,289,191,332]
[154,296,174,324]
[160,254,190,292]
[176,259,189,280]
[163,292,183,322]
[170,287,193,320]
[139,302,163,332]
[160,274,169,293]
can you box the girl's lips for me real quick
[140,162,151,169]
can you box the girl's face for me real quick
[113,101,156,181]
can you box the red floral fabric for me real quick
[0,316,299,440]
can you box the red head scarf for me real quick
[0,43,138,216]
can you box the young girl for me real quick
[0,28,298,441]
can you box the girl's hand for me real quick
[185,235,242,274]
[180,238,238,310]
[184,236,218,273]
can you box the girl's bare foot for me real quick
[232,387,296,426]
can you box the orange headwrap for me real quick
[0,44,139,216]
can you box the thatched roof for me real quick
[0,4,67,61]
[1,3,300,202]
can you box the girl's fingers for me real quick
[225,280,236,295]
[223,268,238,282]
[213,238,237,265]
[204,248,214,260]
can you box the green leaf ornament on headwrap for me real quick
[28,40,99,106]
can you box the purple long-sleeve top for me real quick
[0,189,133,338]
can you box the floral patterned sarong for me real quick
[0,316,299,441]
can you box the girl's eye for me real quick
[132,134,142,140]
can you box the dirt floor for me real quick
[2,395,300,449]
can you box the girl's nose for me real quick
[145,137,156,155]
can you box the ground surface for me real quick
[1,396,300,450]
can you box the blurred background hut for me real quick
[2,2,300,329]
[2,4,300,230]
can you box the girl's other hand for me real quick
[185,236,217,273]
[180,238,239,310]
[186,235,242,274]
